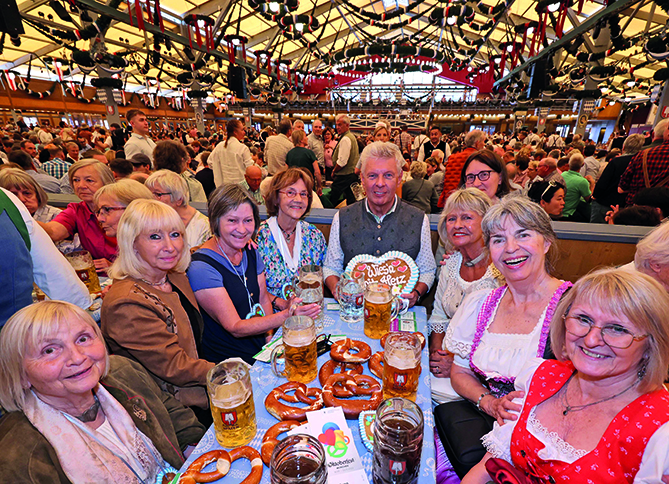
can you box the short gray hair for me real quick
[360,141,405,174]
[654,119,669,140]
[145,169,190,207]
[93,178,153,209]
[482,195,559,273]
[336,114,350,126]
[0,301,109,412]
[465,129,486,148]
[410,161,427,179]
[568,152,585,170]
[623,134,646,155]
[68,159,116,188]
[635,220,669,273]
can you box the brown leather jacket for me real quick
[101,272,214,408]
[0,356,206,483]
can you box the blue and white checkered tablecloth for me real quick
[178,299,436,483]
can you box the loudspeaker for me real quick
[228,65,248,99]
[0,0,24,36]
[526,58,547,100]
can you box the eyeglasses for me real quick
[152,192,171,198]
[465,170,494,184]
[95,206,126,217]
[564,314,648,349]
[280,189,309,199]
[541,180,558,200]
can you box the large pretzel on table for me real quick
[265,381,324,421]
[380,331,426,350]
[322,373,384,419]
[368,351,384,379]
[261,420,301,466]
[318,359,363,386]
[179,447,263,484]
[330,338,372,364]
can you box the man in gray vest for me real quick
[323,142,436,308]
[326,114,360,207]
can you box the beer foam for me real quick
[212,382,251,408]
[284,332,315,347]
[385,350,419,370]
[365,292,392,304]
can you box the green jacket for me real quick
[0,355,206,483]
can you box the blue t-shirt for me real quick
[188,248,265,292]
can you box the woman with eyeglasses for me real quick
[187,184,321,364]
[460,150,513,203]
[527,180,567,219]
[93,179,153,238]
[463,267,669,483]
[436,196,571,480]
[256,168,327,309]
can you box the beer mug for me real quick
[364,283,401,339]
[295,265,324,331]
[382,332,422,402]
[270,434,328,484]
[337,271,365,324]
[207,360,257,448]
[65,250,102,294]
[270,316,318,383]
[372,398,424,484]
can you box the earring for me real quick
[638,358,649,379]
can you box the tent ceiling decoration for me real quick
[1,0,668,106]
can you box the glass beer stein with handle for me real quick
[337,271,365,324]
[65,250,102,294]
[372,398,424,484]
[207,360,257,448]
[295,265,324,331]
[270,434,328,484]
[270,316,318,383]
[364,283,401,339]
[382,332,422,402]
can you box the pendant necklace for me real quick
[139,276,168,287]
[562,372,640,416]
[216,237,265,319]
[278,221,296,244]
[75,394,101,423]
[463,251,487,267]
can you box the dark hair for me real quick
[125,109,145,122]
[527,180,566,204]
[515,152,530,171]
[47,146,64,158]
[208,184,260,238]
[278,118,292,136]
[613,206,662,227]
[225,119,243,148]
[8,150,34,170]
[19,140,33,150]
[109,158,134,177]
[130,153,151,167]
[557,157,569,169]
[459,149,512,198]
[265,168,314,218]
[584,144,596,157]
[38,148,51,164]
[634,187,669,218]
[153,140,187,174]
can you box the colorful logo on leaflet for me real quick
[389,459,406,475]
[221,411,237,426]
[318,423,350,458]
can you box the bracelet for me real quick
[412,288,421,299]
[271,295,280,312]
[476,391,492,411]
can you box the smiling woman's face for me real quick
[23,318,106,407]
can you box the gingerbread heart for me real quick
[344,251,419,297]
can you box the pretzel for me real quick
[261,420,301,466]
[330,338,372,364]
[380,331,426,350]
[322,373,384,419]
[179,449,231,484]
[229,446,263,484]
[368,351,384,379]
[265,381,324,421]
[318,360,363,387]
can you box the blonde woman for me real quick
[146,169,212,250]
[101,199,214,413]
[39,160,116,268]
[93,178,153,238]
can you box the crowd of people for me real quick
[1,110,669,483]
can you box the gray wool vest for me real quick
[339,199,424,269]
